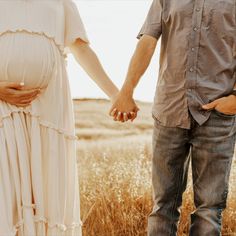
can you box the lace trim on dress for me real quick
[0,109,78,141]
[11,215,83,235]
[0,29,67,58]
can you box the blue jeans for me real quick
[148,110,236,236]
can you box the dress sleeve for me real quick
[137,0,163,40]
[63,0,89,48]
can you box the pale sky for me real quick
[67,0,161,102]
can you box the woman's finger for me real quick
[117,111,123,122]
[110,108,118,117]
[8,82,41,92]
[113,115,118,121]
[8,91,40,106]
[129,111,136,118]
[123,112,129,122]
[17,104,31,107]
[8,101,31,107]
[6,82,25,90]
[127,113,132,120]
[128,111,137,122]
[131,112,138,122]
[18,88,40,95]
[18,96,38,104]
[11,89,40,99]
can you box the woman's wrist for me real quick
[110,91,119,103]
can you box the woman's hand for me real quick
[0,81,41,107]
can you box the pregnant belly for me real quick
[0,32,56,89]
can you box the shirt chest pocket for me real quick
[202,0,235,31]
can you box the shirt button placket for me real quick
[189,67,194,72]
[186,0,204,91]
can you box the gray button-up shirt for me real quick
[138,0,236,129]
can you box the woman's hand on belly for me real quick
[0,81,41,107]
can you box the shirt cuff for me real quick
[137,23,162,40]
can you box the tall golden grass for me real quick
[74,99,236,236]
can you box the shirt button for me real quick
[196,8,201,12]
[191,47,195,51]
[189,68,194,72]
[193,27,198,31]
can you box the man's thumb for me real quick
[202,101,217,110]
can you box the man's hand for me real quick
[0,81,41,107]
[202,95,236,115]
[109,91,139,122]
[108,35,157,123]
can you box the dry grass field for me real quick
[73,99,236,236]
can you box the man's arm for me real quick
[110,35,158,121]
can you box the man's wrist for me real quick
[121,84,134,97]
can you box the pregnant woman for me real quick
[0,0,120,235]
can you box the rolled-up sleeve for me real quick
[137,0,163,40]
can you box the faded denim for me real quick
[148,110,236,236]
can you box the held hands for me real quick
[109,91,139,123]
[202,95,236,115]
[0,81,41,107]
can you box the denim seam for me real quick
[169,167,183,236]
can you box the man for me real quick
[110,0,236,235]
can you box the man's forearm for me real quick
[121,35,158,97]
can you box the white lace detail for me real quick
[0,29,67,58]
[0,109,78,140]
[11,217,82,235]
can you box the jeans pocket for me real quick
[214,109,236,118]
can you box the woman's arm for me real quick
[70,39,119,102]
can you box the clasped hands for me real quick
[109,91,139,122]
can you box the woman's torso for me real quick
[0,0,66,89]
[0,31,56,89]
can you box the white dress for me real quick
[0,0,89,235]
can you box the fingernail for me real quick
[20,82,24,86]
